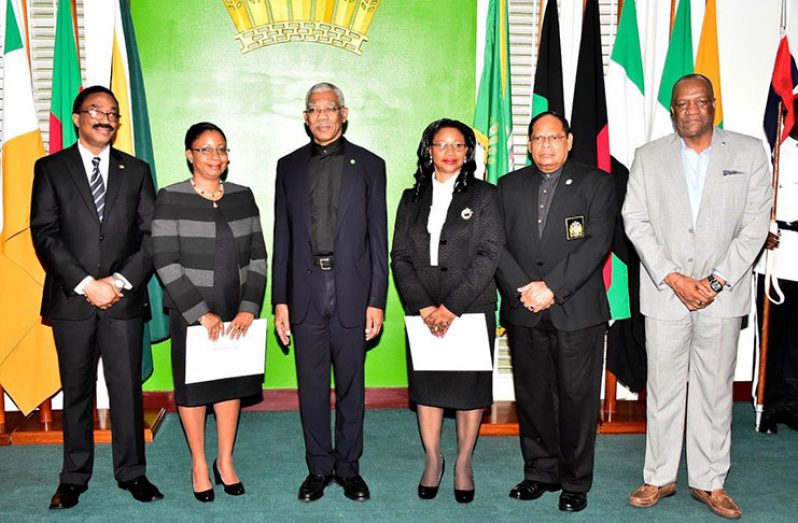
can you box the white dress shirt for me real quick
[427,173,457,266]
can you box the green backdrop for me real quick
[132,0,477,390]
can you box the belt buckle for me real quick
[318,257,333,271]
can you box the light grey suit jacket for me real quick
[622,128,772,321]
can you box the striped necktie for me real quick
[90,156,105,222]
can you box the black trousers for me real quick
[51,314,145,486]
[506,316,605,492]
[292,270,366,478]
[757,275,798,411]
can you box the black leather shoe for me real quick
[759,409,779,434]
[49,483,87,510]
[117,476,164,502]
[509,479,561,500]
[298,474,333,502]
[335,474,370,501]
[192,472,214,503]
[213,459,245,496]
[418,456,445,500]
[559,490,588,512]
[454,487,475,504]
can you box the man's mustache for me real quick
[92,123,114,131]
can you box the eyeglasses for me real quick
[192,146,230,156]
[529,135,567,146]
[79,108,121,122]
[672,98,714,111]
[304,105,342,117]
[431,142,467,152]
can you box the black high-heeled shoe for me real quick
[418,455,445,500]
[213,459,245,496]
[453,465,475,504]
[193,472,214,503]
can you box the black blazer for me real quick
[496,161,617,330]
[391,179,502,316]
[30,144,155,320]
[271,138,388,327]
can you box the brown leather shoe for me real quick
[629,482,677,508]
[690,488,742,519]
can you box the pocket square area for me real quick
[722,169,744,176]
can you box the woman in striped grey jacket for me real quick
[152,122,267,502]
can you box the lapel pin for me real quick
[565,178,572,185]
[350,159,356,165]
[119,164,125,169]
[461,207,473,220]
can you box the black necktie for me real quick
[90,157,105,221]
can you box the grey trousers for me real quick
[643,313,742,491]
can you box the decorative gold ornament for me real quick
[223,0,381,55]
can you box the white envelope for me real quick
[185,318,267,384]
[404,314,493,371]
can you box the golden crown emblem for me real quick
[223,0,381,55]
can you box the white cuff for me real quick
[113,272,133,290]
[74,276,94,295]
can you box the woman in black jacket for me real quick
[391,119,503,503]
[152,122,266,502]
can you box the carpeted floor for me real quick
[1,404,796,522]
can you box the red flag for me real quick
[764,36,798,151]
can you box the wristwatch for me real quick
[707,274,724,293]
[111,275,126,289]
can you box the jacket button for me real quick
[537,262,543,266]
[96,264,101,269]
[440,267,448,272]
[306,269,312,274]
[440,238,447,245]
[688,228,694,234]
[99,234,104,241]
[687,257,694,262]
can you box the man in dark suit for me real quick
[272,82,387,502]
[30,86,162,509]
[496,112,617,513]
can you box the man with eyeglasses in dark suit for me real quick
[272,82,387,503]
[31,85,162,510]
[496,111,617,513]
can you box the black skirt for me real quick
[407,312,495,410]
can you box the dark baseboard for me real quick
[142,381,754,413]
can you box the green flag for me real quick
[651,0,693,138]
[49,0,82,153]
[474,0,513,183]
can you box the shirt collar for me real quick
[679,138,712,157]
[77,141,111,173]
[537,166,563,179]
[310,136,346,158]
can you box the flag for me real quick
[474,0,513,183]
[530,0,564,119]
[605,0,647,392]
[695,0,723,128]
[650,0,693,140]
[764,36,798,151]
[84,0,170,379]
[570,0,610,173]
[0,0,60,415]
[49,0,82,153]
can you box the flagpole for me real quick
[756,100,784,431]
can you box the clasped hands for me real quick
[665,272,723,311]
[518,281,555,313]
[420,305,455,338]
[83,277,123,309]
[199,311,255,341]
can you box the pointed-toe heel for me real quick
[192,473,214,503]
[213,459,245,496]
[453,464,474,504]
[418,455,445,500]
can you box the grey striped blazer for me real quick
[152,180,267,324]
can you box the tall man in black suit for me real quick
[31,86,162,509]
[272,83,387,502]
[496,112,617,512]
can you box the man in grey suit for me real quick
[622,74,772,519]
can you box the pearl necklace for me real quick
[191,179,224,199]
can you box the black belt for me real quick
[312,255,334,271]
[777,220,798,232]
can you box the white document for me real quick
[405,313,493,371]
[185,318,267,384]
